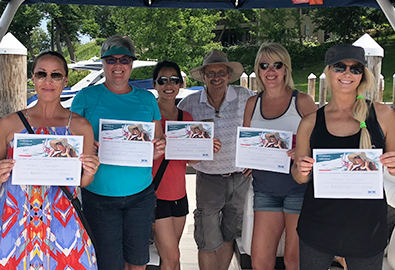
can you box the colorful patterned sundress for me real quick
[0,125,97,270]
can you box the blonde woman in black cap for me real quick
[292,44,395,269]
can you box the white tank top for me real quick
[250,90,302,137]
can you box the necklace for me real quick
[206,88,225,118]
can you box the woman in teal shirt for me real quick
[71,35,165,270]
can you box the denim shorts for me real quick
[253,191,305,214]
[82,184,156,269]
[194,171,250,252]
[155,195,189,220]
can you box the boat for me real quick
[27,58,202,109]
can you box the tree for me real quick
[251,9,298,44]
[111,8,222,80]
[0,4,43,61]
[40,4,98,62]
[310,7,367,42]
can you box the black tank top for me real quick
[297,102,388,257]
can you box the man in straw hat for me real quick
[178,49,255,269]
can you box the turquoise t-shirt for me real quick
[70,84,161,197]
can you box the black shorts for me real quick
[155,195,189,220]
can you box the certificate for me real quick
[165,121,214,160]
[98,119,155,167]
[313,149,383,199]
[235,127,293,174]
[12,134,83,186]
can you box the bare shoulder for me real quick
[372,101,395,118]
[373,102,395,134]
[0,112,25,132]
[69,112,93,136]
[0,112,25,144]
[298,110,317,132]
[247,94,258,105]
[297,92,318,117]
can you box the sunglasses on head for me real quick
[332,62,364,75]
[156,76,182,85]
[259,62,284,70]
[33,71,65,83]
[103,57,133,65]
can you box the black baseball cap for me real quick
[325,44,367,66]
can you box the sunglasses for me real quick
[56,142,63,146]
[204,70,228,79]
[259,62,284,70]
[33,71,65,83]
[156,76,182,85]
[332,62,364,75]
[103,57,133,65]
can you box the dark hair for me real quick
[31,51,69,77]
[152,60,183,85]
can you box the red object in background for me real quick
[292,0,323,4]
[310,0,323,4]
[292,0,309,3]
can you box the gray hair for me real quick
[100,35,136,57]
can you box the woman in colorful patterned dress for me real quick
[0,51,99,269]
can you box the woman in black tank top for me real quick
[291,44,395,269]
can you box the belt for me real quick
[203,171,242,178]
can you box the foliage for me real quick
[310,7,369,42]
[0,4,44,60]
[110,7,222,85]
[67,69,90,87]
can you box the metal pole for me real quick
[0,0,25,42]
[376,0,395,31]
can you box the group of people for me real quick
[0,33,394,270]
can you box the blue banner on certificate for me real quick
[12,134,83,186]
[313,149,383,199]
[235,127,293,174]
[165,121,214,160]
[98,119,155,167]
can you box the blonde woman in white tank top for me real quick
[243,43,317,270]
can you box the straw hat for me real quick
[189,49,244,83]
[264,132,280,141]
[190,124,205,131]
[348,152,369,164]
[50,138,73,150]
[128,124,144,133]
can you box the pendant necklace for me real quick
[206,89,225,118]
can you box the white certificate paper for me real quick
[98,119,155,167]
[313,149,383,199]
[165,121,214,160]
[12,134,83,186]
[235,127,293,174]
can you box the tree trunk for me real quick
[0,54,27,117]
[24,34,35,63]
[54,19,62,53]
[63,31,76,63]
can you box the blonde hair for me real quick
[254,43,294,93]
[324,65,375,148]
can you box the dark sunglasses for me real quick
[259,62,284,70]
[33,71,65,83]
[156,76,182,85]
[332,62,364,75]
[56,142,63,146]
[103,57,133,65]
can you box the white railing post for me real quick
[319,73,327,107]
[308,73,316,102]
